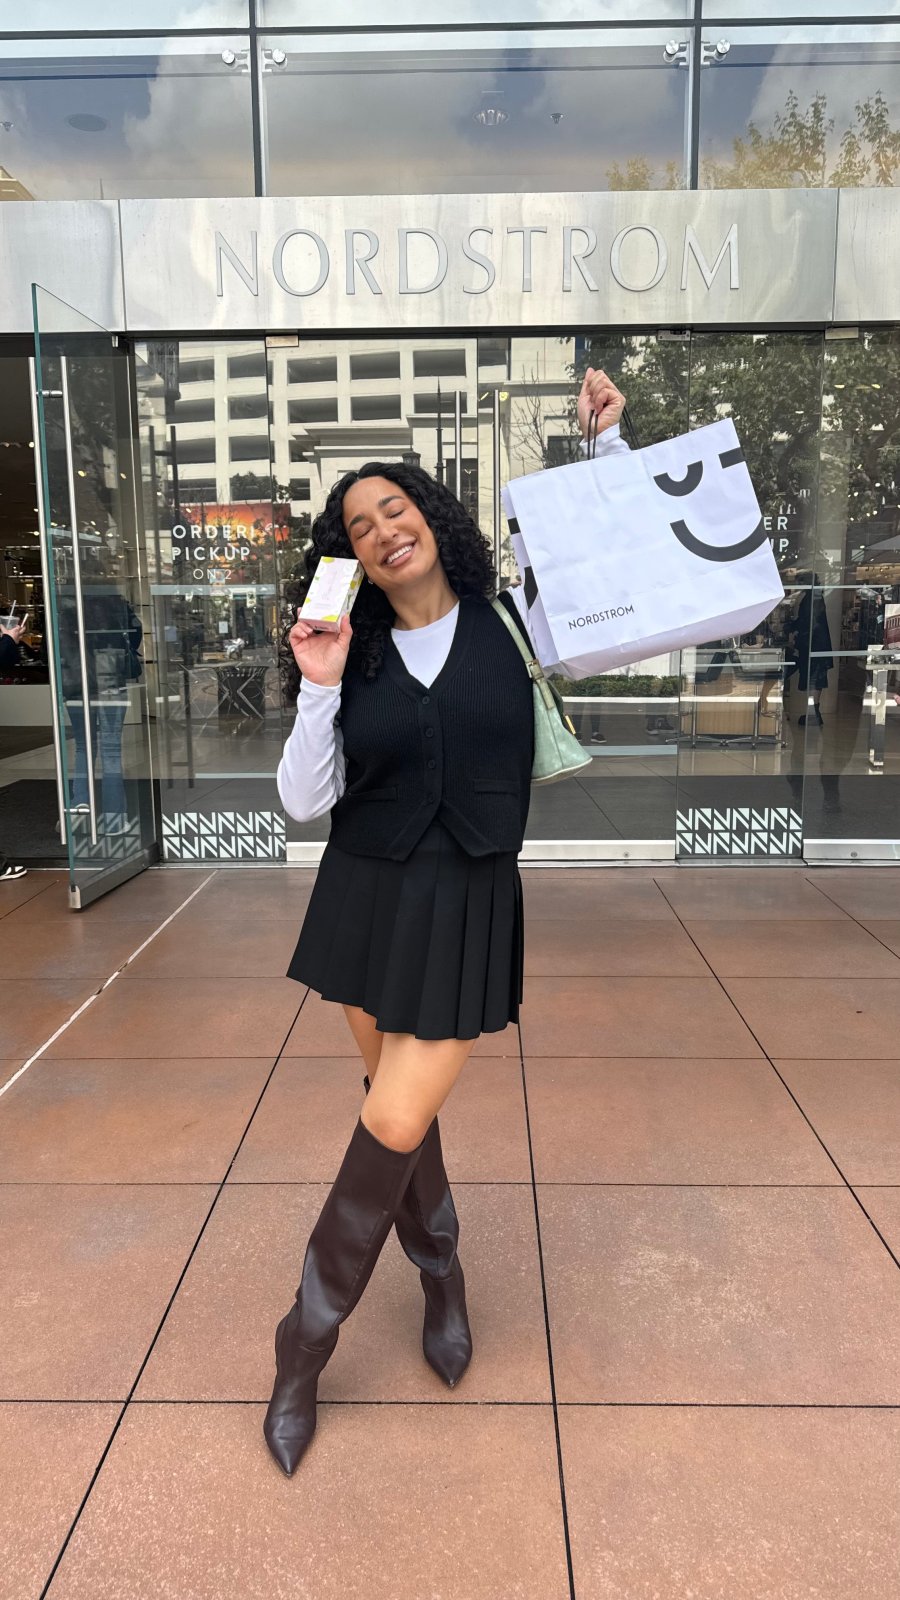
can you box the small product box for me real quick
[299,556,364,633]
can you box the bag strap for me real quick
[587,402,640,457]
[494,586,536,658]
[492,592,557,711]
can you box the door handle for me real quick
[60,356,99,846]
[28,357,69,846]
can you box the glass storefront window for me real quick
[108,329,900,866]
[699,25,900,189]
[0,3,250,22]
[675,609,807,862]
[0,36,254,202]
[703,4,900,16]
[135,337,287,863]
[675,334,824,858]
[797,638,900,853]
[260,28,689,196]
[816,329,900,592]
[688,332,823,582]
[260,2,692,17]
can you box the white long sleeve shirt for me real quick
[277,424,629,824]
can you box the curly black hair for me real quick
[280,461,497,699]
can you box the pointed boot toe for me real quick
[263,1316,336,1475]
[421,1261,473,1388]
[263,1409,315,1477]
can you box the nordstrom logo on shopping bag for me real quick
[569,604,636,630]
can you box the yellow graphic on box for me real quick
[300,556,364,632]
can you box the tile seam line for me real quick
[7,1399,900,1411]
[1,1180,878,1189]
[35,988,310,1600]
[0,1180,881,1189]
[518,1018,578,1600]
[0,873,219,1101]
[0,873,63,922]
[802,873,900,957]
[652,873,900,1277]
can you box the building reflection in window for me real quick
[261,28,689,197]
[0,35,254,201]
[700,24,900,189]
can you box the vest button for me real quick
[427,758,436,770]
[425,726,435,738]
[425,790,435,802]
[421,695,430,705]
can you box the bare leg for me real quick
[342,1003,384,1080]
[360,1031,476,1152]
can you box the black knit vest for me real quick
[328,596,534,861]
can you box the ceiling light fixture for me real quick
[66,113,107,133]
[474,105,508,127]
[474,91,508,128]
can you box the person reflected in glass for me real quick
[0,610,25,678]
[58,563,143,830]
[787,578,833,728]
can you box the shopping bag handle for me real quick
[587,403,640,457]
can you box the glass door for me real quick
[32,285,158,909]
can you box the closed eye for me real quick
[654,461,703,497]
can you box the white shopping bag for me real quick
[501,418,784,680]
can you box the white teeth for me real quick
[385,544,414,566]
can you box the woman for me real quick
[787,577,834,728]
[264,367,628,1476]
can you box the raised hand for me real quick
[288,611,352,688]
[577,367,626,441]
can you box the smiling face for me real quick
[651,442,766,563]
[342,475,442,592]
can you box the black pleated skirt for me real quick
[287,820,524,1040]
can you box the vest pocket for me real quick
[345,785,398,801]
[473,777,518,794]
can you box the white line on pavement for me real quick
[0,872,217,1101]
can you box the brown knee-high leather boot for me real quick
[364,1075,472,1388]
[263,1117,423,1476]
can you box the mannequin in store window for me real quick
[262,368,631,1477]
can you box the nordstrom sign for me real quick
[116,191,836,330]
[213,219,740,302]
[0,190,840,333]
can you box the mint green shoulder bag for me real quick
[492,593,593,786]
